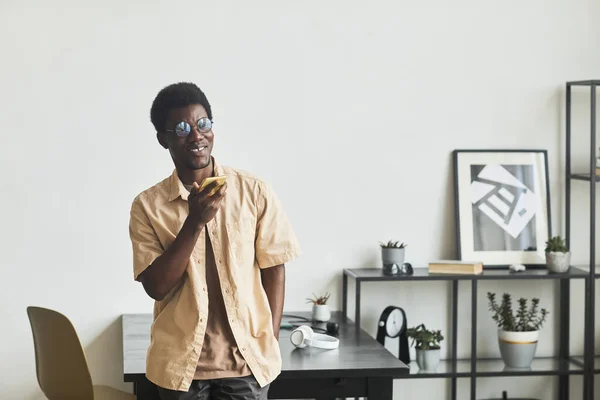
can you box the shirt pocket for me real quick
[226,217,256,265]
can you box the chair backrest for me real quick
[26,306,94,400]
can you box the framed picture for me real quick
[453,149,551,268]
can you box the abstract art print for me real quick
[453,150,551,267]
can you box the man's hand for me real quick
[188,180,227,228]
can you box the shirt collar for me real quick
[168,157,223,202]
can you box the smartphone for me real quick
[199,176,227,196]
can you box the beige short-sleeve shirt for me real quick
[128,159,301,391]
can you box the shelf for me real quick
[567,80,600,86]
[399,358,582,379]
[570,264,600,277]
[570,173,600,182]
[570,356,600,373]
[344,268,467,281]
[403,359,469,378]
[475,268,587,280]
[343,267,588,282]
[473,357,581,377]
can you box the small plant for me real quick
[406,324,444,350]
[306,292,330,305]
[487,292,549,332]
[545,236,568,253]
[380,240,407,249]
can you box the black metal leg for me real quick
[584,277,592,400]
[451,280,458,400]
[366,377,393,400]
[565,82,572,256]
[559,279,570,400]
[470,279,477,400]
[564,83,572,400]
[343,273,348,320]
[588,83,596,400]
[355,280,361,331]
[134,378,160,400]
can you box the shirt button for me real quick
[203,287,207,292]
[200,318,203,323]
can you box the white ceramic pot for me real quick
[312,304,331,322]
[415,348,440,371]
[546,251,571,273]
[498,329,539,368]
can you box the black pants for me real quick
[157,375,269,400]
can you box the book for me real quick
[428,260,483,275]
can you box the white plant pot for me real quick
[415,348,440,371]
[498,329,539,368]
[312,304,331,322]
[546,251,571,273]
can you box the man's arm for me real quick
[134,181,226,301]
[260,264,285,339]
[137,217,203,301]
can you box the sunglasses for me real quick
[165,117,213,137]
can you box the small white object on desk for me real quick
[509,264,526,272]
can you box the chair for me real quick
[26,306,135,400]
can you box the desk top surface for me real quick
[122,311,408,380]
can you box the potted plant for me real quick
[306,292,331,322]
[380,240,407,275]
[545,236,571,273]
[406,323,443,371]
[487,292,549,368]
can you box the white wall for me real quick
[1,1,599,399]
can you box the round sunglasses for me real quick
[165,117,213,137]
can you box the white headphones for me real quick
[290,325,339,350]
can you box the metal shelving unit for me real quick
[566,79,600,400]
[342,267,588,400]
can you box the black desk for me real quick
[122,311,409,400]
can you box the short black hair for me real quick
[150,82,213,132]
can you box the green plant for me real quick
[380,240,407,249]
[545,236,568,253]
[487,292,549,332]
[406,324,444,350]
[306,292,330,305]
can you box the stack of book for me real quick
[428,260,483,275]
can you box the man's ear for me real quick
[157,132,168,149]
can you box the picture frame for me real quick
[452,149,551,268]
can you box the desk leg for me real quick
[134,377,160,400]
[367,377,392,400]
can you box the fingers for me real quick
[195,180,219,200]
[205,181,227,198]
[190,182,201,196]
[214,181,227,198]
[193,181,227,204]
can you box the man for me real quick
[129,82,301,400]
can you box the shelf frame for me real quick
[566,79,599,400]
[342,267,588,400]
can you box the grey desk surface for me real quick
[122,311,409,380]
